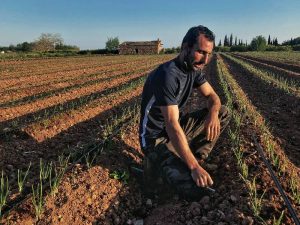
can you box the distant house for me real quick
[119,39,163,55]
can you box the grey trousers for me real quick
[142,105,231,199]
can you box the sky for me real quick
[0,0,299,49]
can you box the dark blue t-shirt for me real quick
[139,58,207,149]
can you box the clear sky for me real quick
[1,0,299,49]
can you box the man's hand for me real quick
[204,112,220,141]
[191,165,213,187]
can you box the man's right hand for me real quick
[191,165,213,187]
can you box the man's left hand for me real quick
[204,112,220,141]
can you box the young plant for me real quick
[248,177,266,217]
[39,159,52,181]
[273,210,284,225]
[84,152,97,169]
[240,162,249,179]
[49,155,69,196]
[0,171,9,217]
[109,170,130,184]
[32,182,43,220]
[17,162,31,193]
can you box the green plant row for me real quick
[221,53,300,95]
[217,54,299,222]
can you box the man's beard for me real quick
[184,55,204,72]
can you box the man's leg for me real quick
[142,106,231,198]
[157,105,231,199]
[180,105,231,159]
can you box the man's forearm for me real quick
[166,122,199,170]
[207,93,221,115]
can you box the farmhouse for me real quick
[119,39,163,54]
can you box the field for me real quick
[0,52,299,225]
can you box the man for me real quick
[139,25,231,199]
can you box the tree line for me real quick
[215,34,300,52]
[0,33,79,53]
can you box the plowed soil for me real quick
[1,55,299,225]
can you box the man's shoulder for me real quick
[151,58,182,80]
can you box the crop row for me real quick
[222,54,300,95]
[0,58,165,106]
[217,54,299,213]
[1,100,141,222]
[230,54,300,83]
[0,55,161,79]
[0,55,172,90]
[236,52,300,66]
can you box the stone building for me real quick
[119,39,163,54]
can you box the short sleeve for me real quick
[152,71,178,106]
[193,71,207,88]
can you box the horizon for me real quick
[1,0,299,49]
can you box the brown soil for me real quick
[0,55,150,80]
[0,56,166,91]
[0,59,163,105]
[1,55,299,225]
[0,67,153,123]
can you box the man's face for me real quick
[185,34,214,71]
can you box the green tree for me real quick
[250,35,267,51]
[274,38,278,46]
[105,37,119,51]
[234,37,237,46]
[224,35,229,47]
[268,35,271,45]
[218,40,222,47]
[229,34,233,47]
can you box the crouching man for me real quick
[139,25,231,199]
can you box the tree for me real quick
[224,35,229,47]
[268,35,271,45]
[105,37,119,51]
[33,33,63,52]
[234,37,237,46]
[229,34,233,47]
[250,35,267,51]
[274,38,278,46]
[218,40,222,47]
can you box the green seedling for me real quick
[109,170,130,184]
[240,162,248,179]
[39,159,52,181]
[84,151,97,169]
[32,182,43,220]
[17,162,31,193]
[273,210,284,225]
[248,177,266,217]
[0,171,9,217]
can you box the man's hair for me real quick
[181,25,215,50]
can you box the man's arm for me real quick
[196,82,221,141]
[160,105,213,187]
